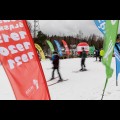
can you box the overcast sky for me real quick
[29,20,120,37]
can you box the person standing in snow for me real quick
[80,47,87,71]
[99,48,104,62]
[95,49,99,61]
[50,51,63,82]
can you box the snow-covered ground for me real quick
[0,57,120,100]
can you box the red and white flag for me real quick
[0,20,50,100]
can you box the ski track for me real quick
[0,58,120,100]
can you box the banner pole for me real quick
[101,78,108,100]
[116,80,118,86]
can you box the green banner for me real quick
[89,46,95,55]
[101,20,119,100]
[102,20,119,79]
[46,40,55,53]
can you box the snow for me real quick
[0,65,15,100]
[0,57,120,100]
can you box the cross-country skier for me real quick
[50,51,63,82]
[80,47,87,71]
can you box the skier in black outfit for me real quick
[80,47,87,71]
[95,49,99,61]
[50,51,63,82]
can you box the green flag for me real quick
[89,46,95,55]
[46,40,55,53]
[102,20,119,100]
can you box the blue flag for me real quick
[114,43,120,81]
[54,40,63,57]
[94,20,106,35]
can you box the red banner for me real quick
[62,40,70,55]
[0,20,50,100]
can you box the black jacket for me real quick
[51,54,59,69]
[80,51,87,59]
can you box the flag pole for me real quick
[116,80,118,86]
[116,58,118,86]
[101,78,108,100]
